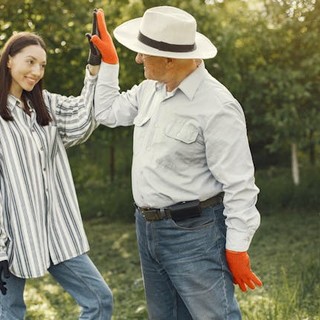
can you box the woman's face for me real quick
[7,45,47,99]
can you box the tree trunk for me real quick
[291,143,300,186]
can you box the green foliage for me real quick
[68,126,134,221]
[23,210,320,319]
[256,166,320,213]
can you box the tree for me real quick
[254,0,320,183]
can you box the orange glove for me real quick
[225,250,262,292]
[90,9,118,64]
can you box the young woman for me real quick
[0,32,112,319]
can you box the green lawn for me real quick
[25,210,320,319]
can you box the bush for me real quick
[256,166,320,213]
[77,177,135,223]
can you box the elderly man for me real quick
[90,6,262,320]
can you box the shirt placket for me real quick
[27,111,51,212]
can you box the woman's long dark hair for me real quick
[0,32,52,125]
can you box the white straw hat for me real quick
[113,6,217,59]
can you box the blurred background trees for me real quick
[1,0,319,219]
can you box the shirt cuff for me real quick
[226,227,257,252]
[85,65,99,81]
[97,61,119,82]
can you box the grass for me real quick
[24,210,320,320]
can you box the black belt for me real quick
[136,192,224,222]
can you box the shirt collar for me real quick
[178,63,207,100]
[7,94,22,111]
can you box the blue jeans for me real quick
[0,254,113,319]
[135,203,241,320]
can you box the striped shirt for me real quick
[0,68,97,278]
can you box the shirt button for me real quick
[43,168,46,171]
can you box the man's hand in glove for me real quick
[0,260,10,295]
[225,250,262,292]
[90,9,119,64]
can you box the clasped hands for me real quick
[86,8,118,65]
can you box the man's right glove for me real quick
[0,260,10,295]
[90,9,119,64]
[225,250,262,292]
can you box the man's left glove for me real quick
[86,8,102,65]
[226,250,262,292]
[0,260,10,295]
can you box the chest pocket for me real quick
[164,120,199,144]
[133,114,151,127]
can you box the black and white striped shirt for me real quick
[0,70,98,278]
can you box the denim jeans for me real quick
[0,254,113,320]
[135,203,242,320]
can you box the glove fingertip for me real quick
[247,280,256,290]
[238,280,247,292]
[91,35,103,47]
[240,285,247,292]
[251,273,263,286]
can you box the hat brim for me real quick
[113,17,217,59]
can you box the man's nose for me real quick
[135,53,143,64]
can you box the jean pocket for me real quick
[171,213,214,230]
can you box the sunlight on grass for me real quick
[112,232,132,258]
[24,211,319,319]
[134,304,147,314]
[24,286,59,320]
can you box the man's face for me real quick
[135,53,168,82]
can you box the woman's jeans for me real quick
[0,254,113,319]
[135,203,242,320]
